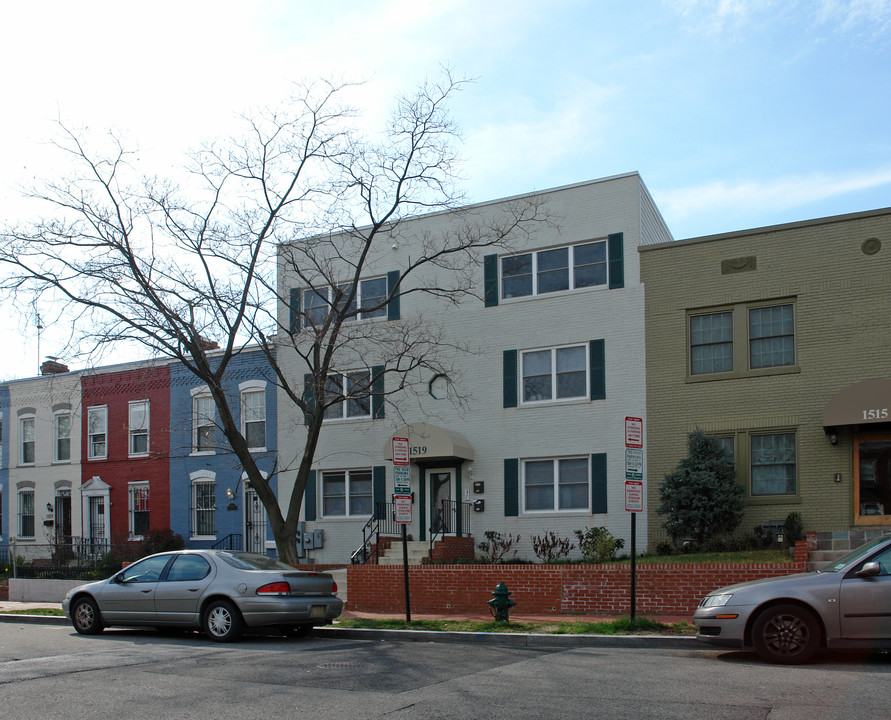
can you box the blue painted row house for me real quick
[169,350,278,555]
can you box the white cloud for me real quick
[657,168,891,224]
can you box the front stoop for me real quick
[377,540,430,565]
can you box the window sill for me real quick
[686,365,801,383]
[522,508,593,515]
[190,535,216,541]
[87,456,108,461]
[247,447,268,453]
[189,451,216,457]
[854,516,891,526]
[322,416,373,425]
[520,396,591,408]
[746,495,802,506]
[128,453,150,460]
[500,283,610,304]
[52,460,72,465]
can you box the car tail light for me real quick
[332,580,338,594]
[256,581,291,596]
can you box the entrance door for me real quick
[429,470,454,535]
[55,491,72,544]
[855,435,891,523]
[244,485,267,554]
[88,496,106,555]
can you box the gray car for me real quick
[693,534,891,663]
[62,549,343,642]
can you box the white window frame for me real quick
[323,370,372,422]
[128,481,150,539]
[87,406,108,460]
[190,472,216,539]
[190,388,215,454]
[239,381,267,451]
[18,488,35,539]
[321,468,374,517]
[522,456,591,513]
[303,276,388,326]
[54,411,71,463]
[19,415,35,465]
[520,344,589,405]
[128,400,150,457]
[501,240,608,300]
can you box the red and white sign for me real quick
[394,494,413,524]
[392,437,410,466]
[625,480,643,512]
[624,416,643,449]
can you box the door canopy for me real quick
[822,378,891,428]
[383,422,475,462]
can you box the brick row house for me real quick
[0,348,276,556]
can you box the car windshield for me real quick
[820,534,891,573]
[217,551,296,571]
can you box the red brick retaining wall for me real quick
[346,542,808,616]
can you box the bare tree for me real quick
[0,74,547,563]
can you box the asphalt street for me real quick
[0,623,888,720]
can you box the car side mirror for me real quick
[857,561,881,578]
[113,573,127,584]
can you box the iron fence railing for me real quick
[429,499,472,552]
[1,540,147,581]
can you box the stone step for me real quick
[378,540,431,565]
[807,549,849,572]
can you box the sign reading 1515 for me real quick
[863,408,889,420]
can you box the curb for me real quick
[0,613,69,626]
[0,612,705,650]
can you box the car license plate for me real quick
[310,605,326,618]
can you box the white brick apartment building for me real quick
[276,173,672,564]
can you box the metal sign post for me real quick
[625,417,644,622]
[392,438,411,622]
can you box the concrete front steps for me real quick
[806,549,849,572]
[377,540,431,565]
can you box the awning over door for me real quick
[822,378,891,428]
[383,422,475,462]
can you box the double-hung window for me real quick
[129,400,149,456]
[688,301,796,378]
[128,482,150,538]
[304,277,388,326]
[322,469,373,517]
[749,304,795,369]
[193,394,215,453]
[20,416,35,465]
[521,345,587,403]
[55,412,71,462]
[241,389,266,450]
[690,311,733,375]
[87,406,107,459]
[324,370,371,421]
[524,457,590,512]
[751,432,796,496]
[18,489,35,538]
[191,480,216,538]
[502,240,607,299]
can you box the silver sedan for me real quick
[62,550,343,641]
[694,534,891,663]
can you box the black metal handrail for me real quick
[212,534,243,551]
[429,499,473,552]
[351,501,400,564]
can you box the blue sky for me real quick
[0,0,889,379]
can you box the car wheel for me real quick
[71,596,104,635]
[281,624,314,638]
[203,600,243,642]
[752,604,821,664]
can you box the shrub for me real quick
[783,512,804,546]
[531,531,574,563]
[477,530,521,563]
[574,526,624,563]
[659,430,744,545]
[140,528,185,556]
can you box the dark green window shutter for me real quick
[504,458,519,517]
[387,270,401,320]
[484,254,499,307]
[305,469,317,521]
[503,350,517,408]
[371,365,385,419]
[303,374,315,426]
[589,339,605,400]
[289,288,302,333]
[373,465,387,518]
[591,453,607,514]
[608,233,624,289]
